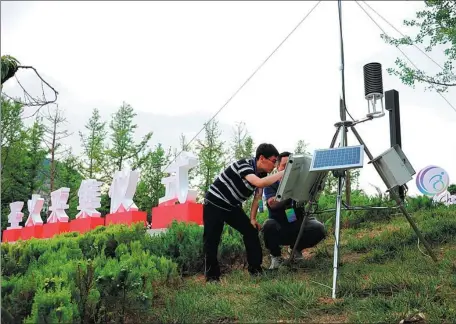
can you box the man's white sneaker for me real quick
[269,255,283,269]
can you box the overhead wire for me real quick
[162,1,322,172]
[355,1,456,113]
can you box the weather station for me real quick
[275,0,438,299]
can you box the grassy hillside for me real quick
[2,206,455,323]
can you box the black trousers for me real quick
[263,216,326,257]
[203,200,263,281]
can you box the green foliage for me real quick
[294,139,309,154]
[382,0,456,92]
[106,102,153,175]
[230,121,254,160]
[448,183,456,195]
[136,144,169,222]
[79,108,107,179]
[195,119,226,197]
[1,55,20,85]
[1,223,180,323]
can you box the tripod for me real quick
[287,117,438,299]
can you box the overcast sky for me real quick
[2,1,455,197]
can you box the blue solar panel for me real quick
[309,145,364,172]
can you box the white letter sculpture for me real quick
[47,188,70,223]
[159,151,198,206]
[108,169,140,214]
[433,190,456,207]
[7,201,24,229]
[25,194,45,227]
[76,179,103,218]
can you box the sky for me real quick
[1,1,455,197]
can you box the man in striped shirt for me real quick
[203,143,285,282]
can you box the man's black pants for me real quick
[203,200,262,281]
[263,217,326,257]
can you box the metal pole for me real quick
[332,124,346,299]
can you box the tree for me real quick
[448,184,456,195]
[24,119,48,196]
[1,55,58,110]
[381,0,456,93]
[79,108,107,179]
[42,105,72,193]
[195,119,226,197]
[136,144,169,222]
[105,102,153,177]
[1,55,20,85]
[295,140,309,154]
[1,96,24,176]
[230,121,254,161]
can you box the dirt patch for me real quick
[355,224,403,239]
[308,313,349,323]
[317,297,344,305]
[341,252,364,263]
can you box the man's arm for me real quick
[245,171,284,188]
[250,188,263,229]
[267,197,293,210]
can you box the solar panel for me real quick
[309,145,364,172]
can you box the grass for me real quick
[149,209,456,323]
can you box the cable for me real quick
[162,1,322,172]
[337,0,355,122]
[355,1,456,114]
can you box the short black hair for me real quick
[278,151,291,165]
[255,143,279,160]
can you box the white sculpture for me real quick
[159,151,198,205]
[25,194,45,227]
[76,179,103,218]
[433,190,456,207]
[109,169,140,214]
[7,201,24,229]
[47,188,70,223]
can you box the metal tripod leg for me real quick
[287,125,342,265]
[350,125,438,262]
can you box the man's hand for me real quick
[251,219,261,230]
[250,188,263,230]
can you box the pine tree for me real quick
[105,102,153,179]
[195,119,225,197]
[136,144,169,222]
[79,108,107,179]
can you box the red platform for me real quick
[43,222,71,239]
[69,217,105,234]
[105,211,147,227]
[151,201,203,229]
[2,228,23,243]
[21,225,44,240]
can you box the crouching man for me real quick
[263,151,326,269]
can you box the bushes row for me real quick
[1,221,249,323]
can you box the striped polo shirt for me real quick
[206,157,266,207]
